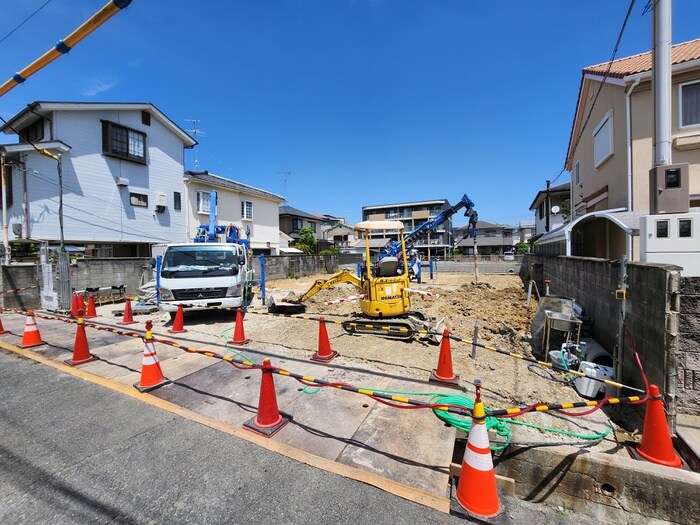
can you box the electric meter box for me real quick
[649,163,689,214]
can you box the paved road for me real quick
[0,348,598,524]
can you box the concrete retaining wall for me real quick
[495,445,700,525]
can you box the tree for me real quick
[294,227,317,254]
[514,242,530,255]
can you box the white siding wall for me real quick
[186,184,280,251]
[9,109,187,244]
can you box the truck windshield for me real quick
[161,246,240,278]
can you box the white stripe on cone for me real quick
[463,425,493,472]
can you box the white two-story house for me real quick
[184,170,285,255]
[0,101,197,257]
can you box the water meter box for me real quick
[575,361,614,399]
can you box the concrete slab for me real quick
[677,413,700,470]
[335,376,455,498]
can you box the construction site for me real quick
[0,262,698,524]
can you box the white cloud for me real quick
[81,78,118,97]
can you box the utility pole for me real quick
[545,179,551,232]
[1,153,9,264]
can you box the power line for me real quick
[554,0,637,184]
[0,0,54,47]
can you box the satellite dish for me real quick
[551,205,561,214]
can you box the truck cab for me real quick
[157,243,250,316]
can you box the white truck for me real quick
[157,242,252,318]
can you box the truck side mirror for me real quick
[150,257,156,268]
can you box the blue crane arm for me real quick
[380,194,477,259]
[404,194,475,246]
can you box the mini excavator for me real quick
[269,220,444,341]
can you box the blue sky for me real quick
[2,0,700,227]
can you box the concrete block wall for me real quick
[0,263,41,311]
[521,255,696,419]
[623,263,680,392]
[253,255,339,280]
[679,277,700,414]
[520,255,621,353]
[69,258,151,295]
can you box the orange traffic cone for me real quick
[133,321,171,392]
[70,293,79,318]
[169,304,187,334]
[311,316,338,362]
[85,294,98,319]
[454,381,502,519]
[635,384,682,468]
[0,316,8,335]
[77,293,85,315]
[119,297,136,325]
[230,308,250,346]
[244,358,291,437]
[20,311,44,348]
[429,328,460,386]
[64,310,97,366]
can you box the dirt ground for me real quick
[258,271,642,451]
[264,272,588,410]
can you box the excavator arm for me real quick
[293,268,362,303]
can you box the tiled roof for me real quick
[279,205,320,220]
[583,38,700,79]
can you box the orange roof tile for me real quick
[583,38,700,78]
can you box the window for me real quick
[680,80,700,128]
[593,110,613,167]
[241,200,253,220]
[129,192,148,207]
[538,202,544,220]
[574,161,580,187]
[141,111,151,126]
[292,218,303,231]
[173,192,181,211]
[656,220,669,238]
[308,222,316,232]
[679,219,692,238]
[101,121,146,163]
[196,191,211,214]
[665,168,680,189]
[19,119,44,143]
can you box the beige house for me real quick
[184,171,285,255]
[539,39,700,259]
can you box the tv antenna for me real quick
[279,171,291,200]
[185,119,206,170]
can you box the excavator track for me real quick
[341,318,415,341]
[341,313,445,343]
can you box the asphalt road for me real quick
[0,348,599,525]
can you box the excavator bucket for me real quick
[267,295,307,315]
